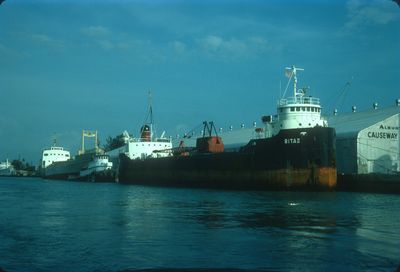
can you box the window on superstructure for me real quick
[307,107,310,112]
[311,107,315,112]
[302,107,305,111]
[296,107,300,111]
[290,107,295,111]
[44,154,48,156]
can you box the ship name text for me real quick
[284,138,300,144]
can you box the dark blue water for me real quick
[0,177,399,272]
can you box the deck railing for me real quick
[279,96,320,106]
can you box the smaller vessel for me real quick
[0,159,15,176]
[106,93,173,178]
[79,154,113,182]
[42,131,114,182]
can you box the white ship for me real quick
[40,139,71,170]
[106,94,173,178]
[0,159,15,176]
[42,131,113,182]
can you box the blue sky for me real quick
[0,0,399,164]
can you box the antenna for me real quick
[52,133,57,146]
[148,90,153,125]
[284,65,304,98]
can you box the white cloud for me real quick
[29,33,65,50]
[196,35,270,59]
[80,26,110,37]
[170,40,187,54]
[345,0,399,30]
[199,35,224,51]
[98,40,114,50]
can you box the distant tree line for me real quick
[11,159,35,171]
[103,134,127,152]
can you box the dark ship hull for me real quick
[119,127,337,190]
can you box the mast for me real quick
[148,91,153,140]
[284,65,304,100]
[140,91,155,141]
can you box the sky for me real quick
[0,0,399,164]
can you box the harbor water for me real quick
[0,177,399,272]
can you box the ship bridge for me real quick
[263,66,327,134]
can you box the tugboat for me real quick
[42,130,114,182]
[118,66,337,190]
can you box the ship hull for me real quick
[42,152,114,182]
[119,127,337,190]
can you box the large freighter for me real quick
[42,131,113,181]
[119,66,337,190]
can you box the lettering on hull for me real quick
[284,138,300,144]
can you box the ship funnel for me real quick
[352,106,357,113]
[373,102,378,110]
[140,125,151,141]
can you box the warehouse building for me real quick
[327,100,400,176]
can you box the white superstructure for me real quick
[79,154,113,178]
[262,66,327,137]
[41,141,70,169]
[107,94,173,162]
[0,159,15,176]
[179,65,328,148]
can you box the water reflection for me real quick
[1,179,399,272]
